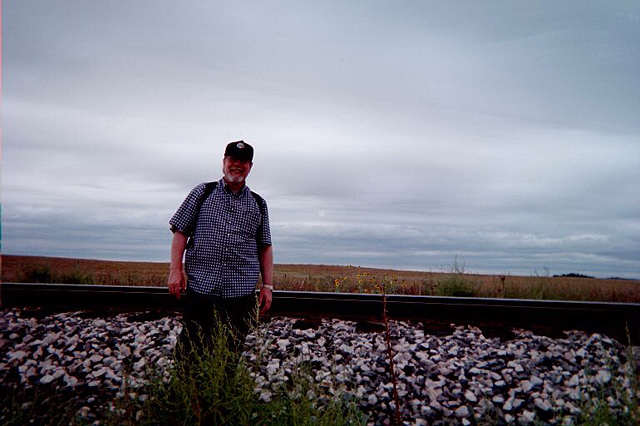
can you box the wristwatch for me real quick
[261,284,274,290]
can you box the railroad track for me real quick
[2,282,639,344]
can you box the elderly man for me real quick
[168,140,273,356]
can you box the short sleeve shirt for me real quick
[169,179,271,298]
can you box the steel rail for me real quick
[2,282,639,343]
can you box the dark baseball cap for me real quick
[224,140,254,162]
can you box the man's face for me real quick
[222,156,253,184]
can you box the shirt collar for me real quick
[219,178,249,197]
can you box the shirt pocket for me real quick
[237,207,261,238]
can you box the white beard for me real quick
[224,173,245,183]
[223,165,247,183]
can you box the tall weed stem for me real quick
[381,281,402,425]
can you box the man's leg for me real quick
[223,294,258,354]
[176,291,221,363]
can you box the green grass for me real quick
[0,384,90,425]
[435,257,476,297]
[24,266,53,283]
[23,265,95,285]
[435,275,476,297]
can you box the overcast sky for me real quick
[3,1,640,278]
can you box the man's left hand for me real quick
[258,287,272,316]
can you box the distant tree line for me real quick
[553,273,595,279]
[553,273,637,281]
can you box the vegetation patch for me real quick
[104,320,367,425]
[1,316,367,426]
[435,275,476,297]
[3,255,640,303]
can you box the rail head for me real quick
[3,282,639,311]
[2,282,638,344]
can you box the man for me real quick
[167,140,273,356]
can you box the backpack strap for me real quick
[197,181,218,214]
[185,181,217,247]
[250,190,266,210]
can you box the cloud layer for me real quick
[3,1,640,278]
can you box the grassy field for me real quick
[2,255,639,303]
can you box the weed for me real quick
[436,275,475,297]
[434,257,476,297]
[103,315,367,425]
[450,255,466,274]
[57,270,95,284]
[577,325,640,425]
[24,266,52,283]
[0,384,87,425]
[379,280,402,425]
[529,267,552,300]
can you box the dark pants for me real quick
[176,289,257,363]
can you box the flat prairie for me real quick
[2,255,638,303]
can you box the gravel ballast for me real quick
[1,307,638,424]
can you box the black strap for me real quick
[197,181,266,210]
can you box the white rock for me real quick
[265,359,280,375]
[595,369,611,384]
[9,350,28,362]
[503,397,523,412]
[464,390,477,403]
[454,406,469,418]
[530,375,543,387]
[94,367,107,377]
[276,339,289,351]
[119,344,132,357]
[259,390,272,402]
[519,410,536,424]
[40,374,55,384]
[133,359,146,371]
[52,368,65,380]
[338,343,354,355]
[64,374,79,387]
[534,398,552,412]
[567,374,579,386]
[42,332,61,346]
[89,354,102,363]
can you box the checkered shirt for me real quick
[169,179,272,298]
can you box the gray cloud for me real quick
[3,0,639,279]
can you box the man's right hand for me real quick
[168,269,186,299]
[168,231,188,299]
